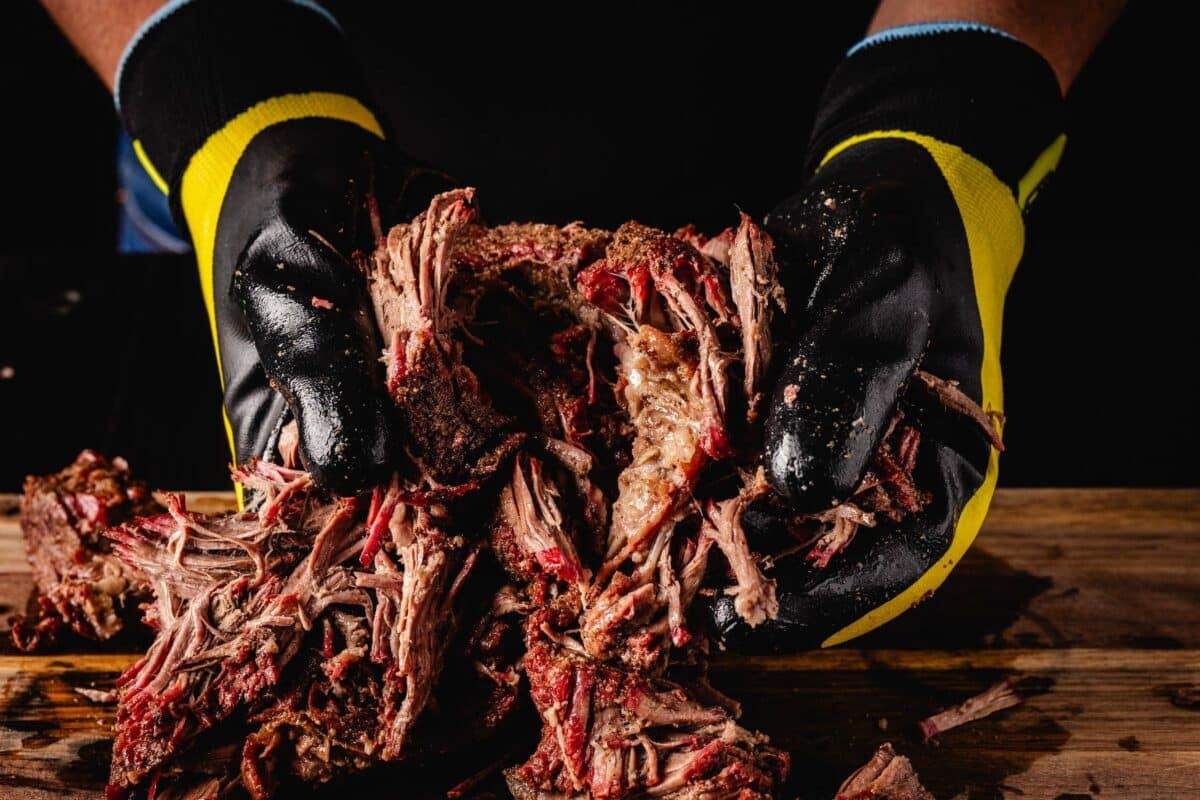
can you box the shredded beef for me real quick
[15,189,1005,799]
[509,632,788,800]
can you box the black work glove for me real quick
[117,0,439,496]
[713,25,1065,650]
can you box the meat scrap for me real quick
[727,215,785,423]
[703,470,778,627]
[835,743,934,800]
[11,450,162,651]
[918,678,1023,742]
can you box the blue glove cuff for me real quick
[848,20,1017,56]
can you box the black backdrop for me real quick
[0,2,1195,491]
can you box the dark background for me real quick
[0,2,1194,491]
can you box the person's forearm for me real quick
[870,0,1124,91]
[40,0,166,91]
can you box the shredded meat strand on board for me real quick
[13,189,1002,799]
[918,678,1023,742]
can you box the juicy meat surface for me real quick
[11,450,162,650]
[576,221,752,672]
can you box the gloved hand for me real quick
[117,0,438,497]
[713,24,1066,650]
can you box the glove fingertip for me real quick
[292,385,396,496]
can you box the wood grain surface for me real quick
[0,489,1197,799]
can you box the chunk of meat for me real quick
[107,487,368,791]
[357,506,474,760]
[703,470,778,627]
[239,613,381,798]
[11,450,162,650]
[363,188,523,484]
[575,223,746,670]
[491,453,591,595]
[835,743,934,800]
[510,634,789,800]
[727,214,784,423]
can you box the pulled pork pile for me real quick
[12,189,997,799]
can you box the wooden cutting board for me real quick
[0,489,1196,799]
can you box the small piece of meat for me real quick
[538,435,610,549]
[773,369,1001,571]
[239,613,381,798]
[276,421,301,470]
[909,370,1004,451]
[74,686,118,704]
[835,743,934,800]
[363,188,523,485]
[673,225,736,267]
[918,678,1023,742]
[491,453,591,595]
[796,411,927,569]
[703,471,778,627]
[727,214,784,423]
[802,503,875,569]
[11,450,162,650]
